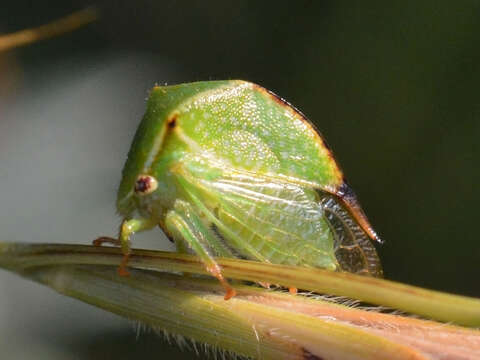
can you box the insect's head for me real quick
[116,80,243,217]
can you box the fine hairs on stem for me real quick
[0,242,479,360]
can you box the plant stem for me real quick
[0,243,480,360]
[1,242,478,327]
[0,242,479,359]
[0,7,98,52]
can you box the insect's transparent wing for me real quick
[176,168,339,270]
[212,176,383,277]
[175,161,382,276]
[319,194,383,277]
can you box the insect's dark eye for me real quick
[134,174,158,195]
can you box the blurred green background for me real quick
[0,1,478,359]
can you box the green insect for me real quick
[95,80,382,299]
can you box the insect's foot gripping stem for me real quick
[92,236,131,275]
[92,236,131,276]
[111,217,157,278]
[117,253,131,277]
[207,264,236,300]
[92,236,121,247]
[224,287,237,301]
[165,204,238,300]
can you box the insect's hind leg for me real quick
[165,200,236,300]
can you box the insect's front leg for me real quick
[165,200,236,300]
[93,217,157,276]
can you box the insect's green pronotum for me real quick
[95,80,382,299]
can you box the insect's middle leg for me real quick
[165,200,236,300]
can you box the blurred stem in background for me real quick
[0,242,478,360]
[0,7,98,53]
